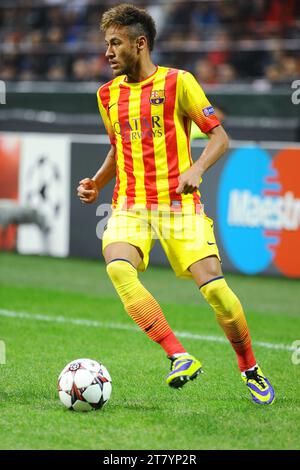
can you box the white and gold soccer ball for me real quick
[58,358,112,411]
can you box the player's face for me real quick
[104,26,138,77]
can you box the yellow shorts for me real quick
[102,208,221,279]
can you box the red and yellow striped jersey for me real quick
[97,66,220,211]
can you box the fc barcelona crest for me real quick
[150,90,165,105]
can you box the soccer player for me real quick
[77,4,274,405]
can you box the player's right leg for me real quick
[105,240,177,351]
[102,212,200,387]
[104,242,202,386]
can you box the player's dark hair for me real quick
[100,3,157,51]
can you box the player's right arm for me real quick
[77,145,116,204]
[77,84,117,204]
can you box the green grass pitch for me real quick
[0,252,299,450]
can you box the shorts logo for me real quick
[202,106,215,116]
[150,90,165,105]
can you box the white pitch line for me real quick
[0,308,296,352]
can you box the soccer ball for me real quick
[58,358,112,411]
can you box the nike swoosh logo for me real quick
[108,102,116,110]
[145,319,158,332]
[207,241,215,245]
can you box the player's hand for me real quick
[77,178,99,204]
[176,166,203,195]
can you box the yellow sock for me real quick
[200,277,256,371]
[106,259,185,356]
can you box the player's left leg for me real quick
[161,211,274,404]
[189,256,275,405]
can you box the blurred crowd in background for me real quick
[0,0,299,88]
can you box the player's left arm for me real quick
[176,125,229,194]
[176,71,229,194]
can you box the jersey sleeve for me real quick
[97,88,116,145]
[190,121,208,140]
[178,71,220,134]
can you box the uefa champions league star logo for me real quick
[217,146,300,278]
[25,155,61,229]
[69,362,81,371]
